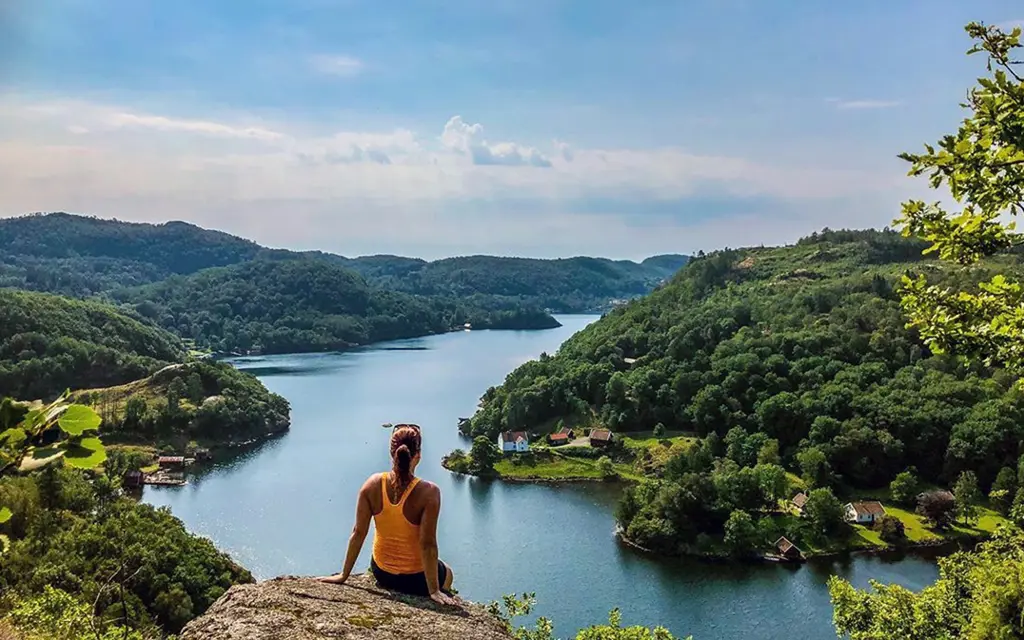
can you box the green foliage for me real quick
[0,395,106,554]
[0,289,183,401]
[894,23,1024,375]
[890,469,921,505]
[469,436,501,475]
[723,510,759,554]
[829,526,1024,639]
[0,465,252,635]
[804,488,845,535]
[489,593,688,640]
[652,423,666,438]
[990,466,1018,513]
[954,471,982,525]
[597,456,616,479]
[5,585,144,640]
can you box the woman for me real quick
[317,424,457,606]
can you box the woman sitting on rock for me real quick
[318,424,457,605]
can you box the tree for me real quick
[889,469,921,505]
[954,470,982,525]
[167,377,186,414]
[754,463,789,507]
[756,439,781,466]
[895,23,1024,375]
[723,510,759,554]
[990,466,1018,514]
[597,456,617,479]
[804,488,845,535]
[652,423,666,438]
[123,396,148,429]
[877,515,906,544]
[796,447,832,489]
[917,490,957,529]
[469,436,501,475]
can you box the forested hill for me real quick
[0,289,184,400]
[335,254,690,313]
[110,256,560,355]
[466,229,1024,491]
[0,213,261,296]
[0,213,688,311]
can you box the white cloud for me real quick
[441,116,553,167]
[309,54,365,77]
[826,98,903,110]
[0,95,916,258]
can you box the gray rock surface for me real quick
[179,574,513,639]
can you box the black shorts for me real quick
[370,557,448,597]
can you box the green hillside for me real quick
[0,289,184,401]
[110,256,560,355]
[0,213,687,314]
[0,213,261,296]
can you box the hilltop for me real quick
[0,213,687,313]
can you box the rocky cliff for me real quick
[179,574,513,639]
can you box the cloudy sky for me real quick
[0,0,1020,259]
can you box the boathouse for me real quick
[774,537,803,561]
[158,456,185,470]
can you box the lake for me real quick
[144,315,940,639]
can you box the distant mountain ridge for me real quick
[0,212,689,312]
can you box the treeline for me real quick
[465,230,1024,549]
[0,460,253,637]
[0,289,183,401]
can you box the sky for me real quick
[0,1,1021,260]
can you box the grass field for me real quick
[494,451,643,481]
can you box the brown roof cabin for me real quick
[556,426,576,439]
[774,537,803,561]
[548,432,570,445]
[589,429,614,447]
[791,492,808,511]
[845,500,886,524]
[158,456,185,469]
[123,470,144,488]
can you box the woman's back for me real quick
[371,473,426,574]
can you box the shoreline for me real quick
[615,527,983,564]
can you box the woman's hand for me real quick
[429,590,458,607]
[315,572,349,585]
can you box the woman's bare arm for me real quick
[418,484,455,604]
[318,475,375,584]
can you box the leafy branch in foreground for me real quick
[896,22,1024,374]
[0,394,106,554]
[488,593,689,640]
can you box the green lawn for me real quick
[494,451,643,481]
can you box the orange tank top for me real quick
[372,474,423,574]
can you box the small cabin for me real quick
[589,429,614,447]
[498,431,529,453]
[548,432,570,446]
[158,456,185,470]
[791,492,808,513]
[556,426,576,439]
[845,501,886,524]
[774,537,803,561]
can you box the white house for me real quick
[844,501,886,524]
[498,431,529,453]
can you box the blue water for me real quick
[145,315,940,639]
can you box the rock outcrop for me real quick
[180,574,513,639]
